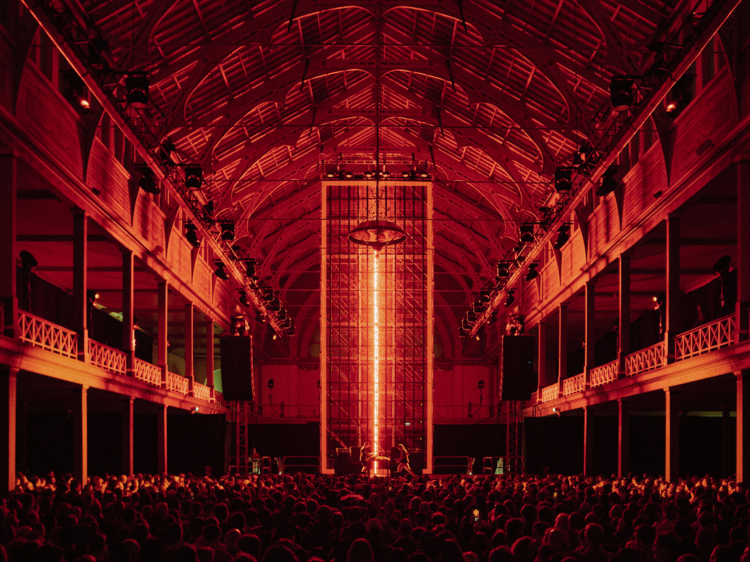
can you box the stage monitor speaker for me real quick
[501,335,536,401]
[220,336,254,401]
[335,451,351,475]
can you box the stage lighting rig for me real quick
[524,263,540,281]
[137,166,160,195]
[214,261,229,281]
[220,222,235,241]
[124,73,149,108]
[185,221,201,248]
[519,224,535,244]
[238,290,250,308]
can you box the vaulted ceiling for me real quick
[55,0,681,357]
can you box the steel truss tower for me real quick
[320,181,434,473]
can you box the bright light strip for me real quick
[373,251,379,473]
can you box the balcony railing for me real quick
[590,360,619,388]
[167,372,189,395]
[134,359,162,387]
[87,339,127,375]
[675,314,735,361]
[17,311,78,359]
[539,384,559,403]
[625,341,665,377]
[562,373,585,396]
[193,381,213,402]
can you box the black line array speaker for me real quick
[501,335,536,401]
[219,336,254,401]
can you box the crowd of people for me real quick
[1,470,749,562]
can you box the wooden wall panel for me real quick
[17,69,83,180]
[87,139,131,223]
[669,71,738,186]
[620,146,667,229]
[131,195,166,254]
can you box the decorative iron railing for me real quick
[590,360,619,388]
[192,381,213,402]
[17,311,78,359]
[540,384,559,403]
[87,339,127,375]
[134,359,162,387]
[562,373,585,396]
[675,314,735,361]
[625,341,665,377]
[167,372,189,395]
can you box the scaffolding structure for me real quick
[505,401,525,474]
[320,181,434,473]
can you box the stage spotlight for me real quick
[553,225,570,250]
[268,298,281,312]
[504,290,516,307]
[519,223,535,244]
[185,166,203,189]
[381,170,391,179]
[125,74,149,108]
[263,288,274,301]
[157,139,176,167]
[597,166,619,197]
[473,300,486,314]
[203,200,215,218]
[486,312,497,325]
[610,77,634,112]
[461,318,472,331]
[344,170,354,180]
[245,258,257,277]
[478,380,485,389]
[277,308,288,321]
[419,171,429,179]
[255,310,266,324]
[138,167,160,195]
[214,261,229,281]
[287,325,296,336]
[364,170,374,179]
[458,327,469,338]
[220,222,235,241]
[280,318,291,329]
[185,221,201,248]
[467,310,477,323]
[573,144,594,167]
[326,170,336,179]
[19,250,38,272]
[479,289,491,303]
[239,290,250,308]
[554,168,573,193]
[267,379,274,390]
[524,262,539,281]
[497,261,511,279]
[665,76,693,118]
[402,170,411,179]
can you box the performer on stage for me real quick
[396,444,416,476]
[360,441,372,475]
